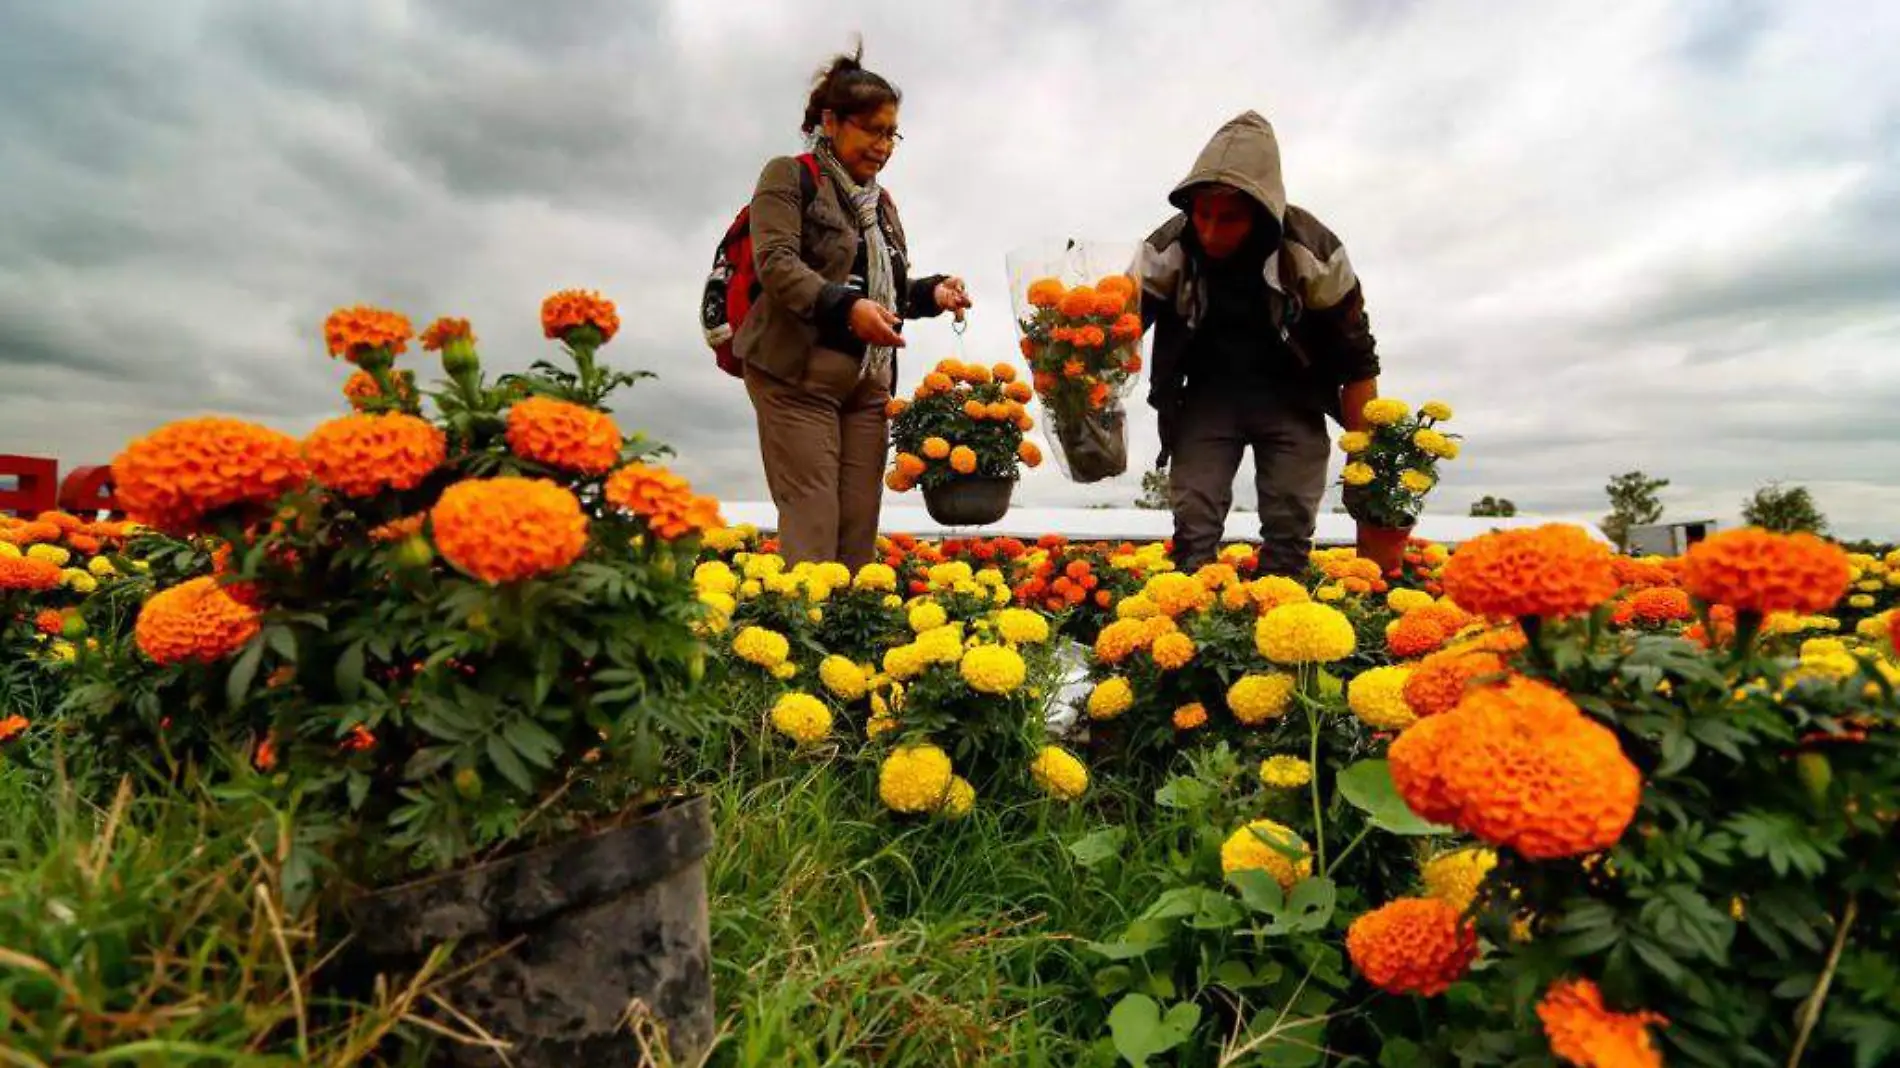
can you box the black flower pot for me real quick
[347,794,716,1066]
[922,476,1016,527]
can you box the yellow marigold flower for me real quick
[87,556,118,578]
[1259,755,1313,789]
[732,626,790,670]
[909,601,949,633]
[1848,594,1876,609]
[1172,702,1209,730]
[1342,463,1376,487]
[741,553,786,581]
[812,561,851,589]
[1363,398,1410,426]
[1117,595,1160,620]
[928,561,974,588]
[1151,631,1196,670]
[1338,431,1371,454]
[693,560,739,595]
[820,655,871,701]
[1388,589,1435,614]
[1317,584,1346,602]
[854,563,898,592]
[770,692,832,745]
[917,624,966,665]
[867,711,899,739]
[1220,819,1313,889]
[26,544,71,567]
[1421,848,1497,914]
[1348,665,1417,731]
[1094,617,1156,664]
[883,643,927,682]
[1249,576,1311,611]
[1421,401,1453,421]
[47,640,78,663]
[1146,572,1210,617]
[700,525,746,553]
[879,744,954,813]
[960,644,1027,694]
[61,569,99,594]
[996,608,1051,644]
[1255,602,1357,664]
[1088,677,1135,720]
[1400,470,1436,494]
[1228,673,1297,725]
[772,662,798,680]
[0,542,19,559]
[941,776,976,818]
[1029,746,1089,800]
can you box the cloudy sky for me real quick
[3,0,1897,537]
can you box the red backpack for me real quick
[700,154,821,378]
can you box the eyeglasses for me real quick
[846,118,903,145]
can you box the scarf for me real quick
[814,141,897,383]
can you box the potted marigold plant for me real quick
[1006,241,1145,484]
[69,291,724,1065]
[1338,398,1459,574]
[886,357,1043,527]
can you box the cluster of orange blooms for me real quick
[605,462,724,542]
[303,413,448,499]
[133,575,262,666]
[114,417,311,536]
[1441,524,1621,621]
[1345,897,1479,997]
[1384,600,1474,658]
[343,369,418,411]
[324,306,413,363]
[541,288,621,344]
[1,511,133,557]
[0,555,63,592]
[1536,977,1668,1068]
[1020,274,1143,413]
[1389,675,1640,859]
[885,359,1042,493]
[505,396,625,477]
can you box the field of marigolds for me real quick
[3,292,1898,1068]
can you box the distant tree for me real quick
[1601,470,1669,551]
[1136,467,1171,511]
[1741,482,1829,535]
[1469,496,1518,518]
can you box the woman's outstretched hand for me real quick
[933,277,973,315]
[849,299,906,347]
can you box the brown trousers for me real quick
[1169,388,1330,575]
[745,349,892,570]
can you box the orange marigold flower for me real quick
[1096,274,1136,297]
[1091,291,1128,318]
[254,734,277,771]
[1076,325,1108,349]
[924,372,955,393]
[370,514,427,543]
[987,401,1013,422]
[0,556,63,591]
[1062,359,1085,379]
[0,715,27,744]
[1026,278,1065,308]
[1684,604,1736,649]
[964,399,988,420]
[1612,555,1676,590]
[885,470,914,493]
[303,413,447,498]
[34,609,65,636]
[1629,586,1693,626]
[342,370,418,411]
[1057,286,1098,319]
[1111,313,1143,342]
[1033,371,1058,395]
[950,446,979,475]
[992,362,1018,383]
[324,305,412,363]
[341,724,377,752]
[603,463,722,541]
[2,520,61,546]
[1410,678,1642,859]
[922,437,951,460]
[1124,353,1144,373]
[1018,442,1043,468]
[885,398,909,419]
[963,364,993,385]
[1537,978,1667,1068]
[67,533,101,555]
[113,417,309,536]
[134,576,262,666]
[419,317,475,351]
[505,397,623,476]
[1680,528,1850,615]
[1402,648,1507,719]
[1006,381,1034,403]
[1388,612,1451,658]
[38,511,82,533]
[1088,382,1111,409]
[540,289,620,343]
[896,453,927,479]
[1442,525,1619,619]
[1172,703,1208,730]
[431,477,588,583]
[1346,897,1479,997]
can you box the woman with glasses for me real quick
[737,43,973,569]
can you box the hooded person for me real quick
[1137,111,1382,575]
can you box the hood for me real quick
[1168,110,1287,226]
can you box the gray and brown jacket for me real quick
[738,155,946,385]
[1139,112,1379,448]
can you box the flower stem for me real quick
[1305,673,1326,873]
[1325,825,1373,878]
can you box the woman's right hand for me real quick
[848,300,906,348]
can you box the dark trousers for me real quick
[745,350,892,570]
[1168,388,1330,575]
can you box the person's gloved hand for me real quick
[1155,395,1182,470]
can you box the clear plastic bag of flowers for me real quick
[1005,239,1146,484]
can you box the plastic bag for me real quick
[1005,240,1146,484]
